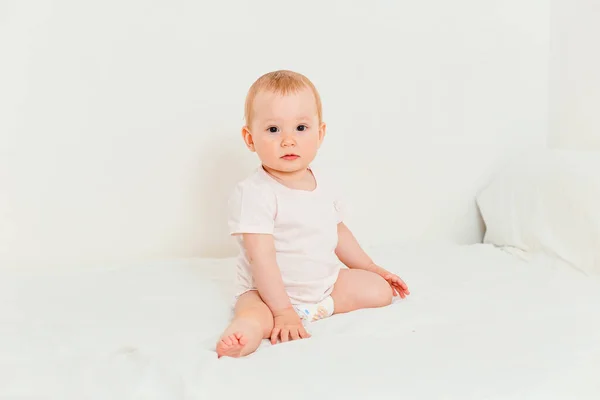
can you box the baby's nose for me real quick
[281,133,296,145]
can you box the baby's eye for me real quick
[267,126,279,133]
[296,124,307,132]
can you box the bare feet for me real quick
[216,332,248,358]
[216,291,274,358]
[216,318,266,358]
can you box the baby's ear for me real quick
[241,126,255,152]
[318,122,327,146]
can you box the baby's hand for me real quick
[381,271,410,299]
[271,307,311,344]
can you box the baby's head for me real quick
[242,70,326,175]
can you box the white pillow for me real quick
[476,149,600,275]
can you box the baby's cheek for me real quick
[302,137,320,148]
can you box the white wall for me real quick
[1,1,549,268]
[550,0,600,150]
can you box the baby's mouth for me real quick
[281,154,300,160]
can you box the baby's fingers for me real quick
[270,328,281,345]
[388,280,403,297]
[394,277,409,291]
[290,328,300,341]
[392,283,406,298]
[395,286,406,299]
[399,282,410,295]
[299,326,311,339]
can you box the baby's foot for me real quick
[216,332,248,358]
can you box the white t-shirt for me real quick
[227,166,344,305]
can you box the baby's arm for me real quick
[243,233,311,343]
[243,233,291,312]
[335,222,410,298]
[334,222,380,272]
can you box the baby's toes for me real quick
[235,333,248,345]
[223,336,233,346]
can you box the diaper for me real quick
[293,296,335,322]
[231,292,335,323]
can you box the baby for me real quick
[216,70,410,358]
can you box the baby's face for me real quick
[244,88,325,175]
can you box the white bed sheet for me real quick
[2,244,600,399]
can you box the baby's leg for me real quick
[216,290,274,358]
[331,269,393,314]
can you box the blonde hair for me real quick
[244,70,322,127]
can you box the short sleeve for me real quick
[227,182,276,235]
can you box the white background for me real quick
[550,0,600,150]
[1,1,550,267]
